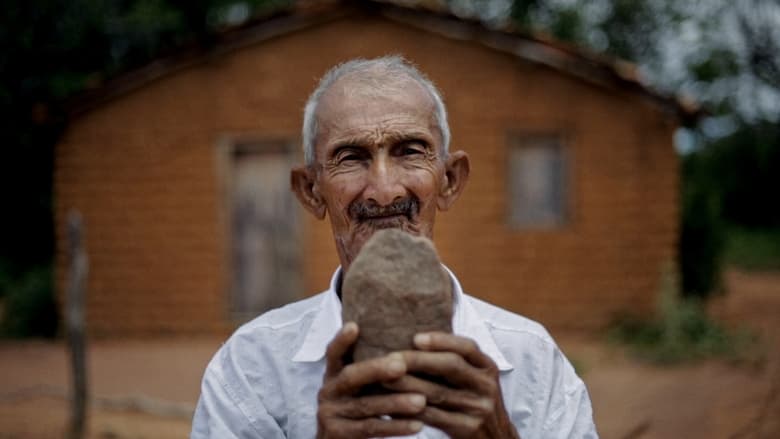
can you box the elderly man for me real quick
[191,56,598,439]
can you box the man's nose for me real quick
[363,157,406,206]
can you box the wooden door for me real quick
[230,143,300,321]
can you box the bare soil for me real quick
[0,268,777,439]
[559,269,780,439]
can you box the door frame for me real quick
[215,134,303,324]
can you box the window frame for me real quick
[505,132,572,230]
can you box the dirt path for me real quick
[559,268,780,439]
[0,339,220,439]
[0,268,777,438]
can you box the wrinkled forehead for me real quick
[316,72,436,120]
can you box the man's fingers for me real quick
[332,353,407,394]
[320,329,503,438]
[324,322,359,379]
[337,393,426,418]
[384,374,493,413]
[415,405,484,437]
[321,352,408,398]
[398,350,494,391]
[414,332,494,369]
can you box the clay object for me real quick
[342,229,453,363]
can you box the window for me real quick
[507,134,569,228]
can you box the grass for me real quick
[608,269,762,365]
[724,226,780,271]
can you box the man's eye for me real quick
[336,150,363,163]
[400,144,425,156]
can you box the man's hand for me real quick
[384,332,521,439]
[317,322,427,438]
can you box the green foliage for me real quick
[0,0,291,334]
[679,151,726,298]
[509,0,542,28]
[705,122,780,228]
[598,0,662,61]
[549,7,583,43]
[724,226,780,270]
[0,266,59,338]
[690,49,741,82]
[506,0,667,65]
[679,120,780,297]
[609,272,760,365]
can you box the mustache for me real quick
[348,197,420,221]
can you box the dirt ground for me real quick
[0,268,777,439]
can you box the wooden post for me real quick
[67,211,88,439]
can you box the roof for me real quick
[66,0,700,124]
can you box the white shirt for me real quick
[191,268,599,438]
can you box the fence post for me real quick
[67,211,88,439]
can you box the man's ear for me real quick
[291,165,326,219]
[437,150,470,211]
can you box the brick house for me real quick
[55,1,696,336]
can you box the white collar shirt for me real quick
[191,267,599,438]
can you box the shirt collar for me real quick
[290,270,343,363]
[292,266,513,372]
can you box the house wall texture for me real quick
[55,13,679,336]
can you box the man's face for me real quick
[310,77,447,270]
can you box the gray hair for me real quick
[301,55,451,165]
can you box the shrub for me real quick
[0,266,59,338]
[609,269,760,364]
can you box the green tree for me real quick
[0,0,289,336]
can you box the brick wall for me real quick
[55,14,678,336]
